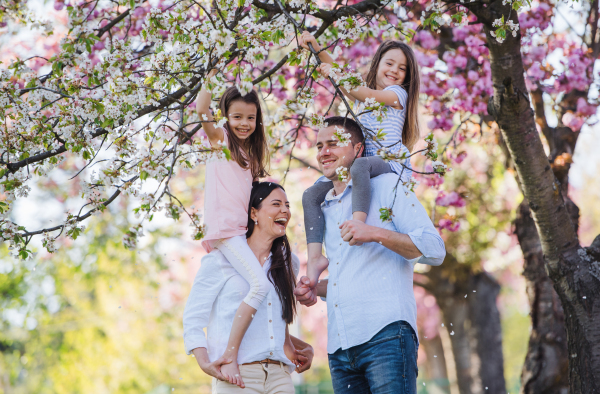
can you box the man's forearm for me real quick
[371,227,422,260]
[316,279,328,297]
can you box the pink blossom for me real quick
[527,62,545,81]
[452,151,467,164]
[419,169,444,187]
[428,116,454,131]
[467,70,479,81]
[447,75,467,90]
[576,97,597,117]
[417,31,440,50]
[436,191,466,207]
[562,112,585,131]
[439,218,460,232]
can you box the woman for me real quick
[183,182,313,393]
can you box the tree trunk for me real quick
[441,296,477,394]
[468,273,506,393]
[420,329,452,394]
[422,256,507,394]
[516,202,569,394]
[470,0,600,390]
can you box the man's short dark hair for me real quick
[324,116,364,146]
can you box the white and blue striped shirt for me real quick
[356,85,412,182]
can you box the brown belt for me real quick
[243,359,282,366]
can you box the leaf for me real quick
[222,147,231,161]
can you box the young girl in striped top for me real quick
[299,35,422,288]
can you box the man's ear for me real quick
[354,141,364,157]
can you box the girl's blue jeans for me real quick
[328,320,419,394]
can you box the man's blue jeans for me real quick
[328,320,418,394]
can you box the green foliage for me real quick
[0,213,211,393]
[379,207,394,222]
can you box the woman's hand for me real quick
[200,356,231,381]
[192,348,230,381]
[294,346,314,373]
[298,31,322,52]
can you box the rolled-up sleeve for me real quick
[183,254,225,354]
[390,187,446,266]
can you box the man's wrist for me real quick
[369,226,384,244]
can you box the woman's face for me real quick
[251,188,291,239]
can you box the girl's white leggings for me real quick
[215,235,270,310]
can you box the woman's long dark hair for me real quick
[246,182,296,324]
[219,87,269,179]
[365,41,421,152]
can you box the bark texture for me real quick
[464,0,600,391]
[516,202,569,394]
[420,329,452,394]
[513,91,578,394]
[422,255,506,394]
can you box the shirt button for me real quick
[271,336,274,339]
[268,303,271,306]
[335,304,338,307]
[269,320,272,323]
[270,352,273,355]
[333,283,336,286]
[338,200,341,204]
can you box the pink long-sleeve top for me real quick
[201,129,253,252]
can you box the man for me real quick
[295,116,446,394]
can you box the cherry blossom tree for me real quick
[2,0,600,391]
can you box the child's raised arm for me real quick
[196,69,225,146]
[299,32,403,110]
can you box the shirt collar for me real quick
[322,180,353,205]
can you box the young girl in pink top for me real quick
[196,71,274,388]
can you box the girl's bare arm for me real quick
[196,69,225,146]
[299,32,403,109]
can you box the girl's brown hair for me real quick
[246,182,296,324]
[365,41,421,152]
[219,87,269,179]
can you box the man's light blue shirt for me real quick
[321,173,446,354]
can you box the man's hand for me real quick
[294,277,318,306]
[339,220,376,246]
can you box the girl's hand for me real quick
[317,63,333,79]
[206,69,218,79]
[198,355,231,381]
[298,31,322,52]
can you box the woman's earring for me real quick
[255,220,258,226]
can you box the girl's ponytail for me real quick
[365,41,421,152]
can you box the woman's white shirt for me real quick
[183,250,299,373]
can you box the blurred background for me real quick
[1,0,600,393]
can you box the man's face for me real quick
[316,126,361,181]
